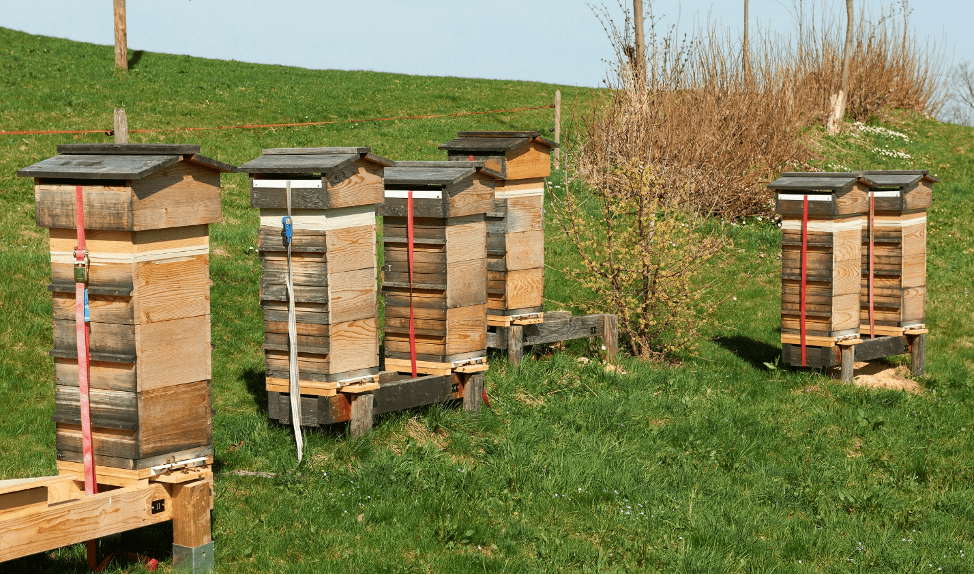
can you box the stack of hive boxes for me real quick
[859,170,937,336]
[770,173,868,362]
[16,143,233,470]
[438,132,557,325]
[380,161,500,375]
[240,148,391,418]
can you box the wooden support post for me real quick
[171,478,214,573]
[507,324,523,367]
[553,90,561,169]
[462,371,484,413]
[113,0,127,71]
[909,333,926,377]
[602,314,618,362]
[349,392,374,439]
[113,108,128,144]
[840,344,854,383]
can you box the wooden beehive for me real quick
[438,131,556,323]
[240,147,391,404]
[770,173,868,350]
[858,170,936,336]
[379,161,500,373]
[17,143,234,470]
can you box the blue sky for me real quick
[1,1,966,88]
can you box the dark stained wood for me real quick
[18,155,181,180]
[239,154,358,174]
[56,143,201,155]
[507,325,524,366]
[522,315,604,346]
[349,393,374,439]
[909,333,925,376]
[372,374,454,415]
[461,372,484,413]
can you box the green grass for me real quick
[1,26,973,573]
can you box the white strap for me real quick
[285,180,303,462]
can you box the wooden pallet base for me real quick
[782,332,926,382]
[267,370,485,436]
[486,311,619,367]
[266,372,381,396]
[0,463,214,569]
[384,356,488,377]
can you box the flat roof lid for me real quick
[239,147,393,174]
[17,143,237,179]
[862,170,940,188]
[768,174,862,192]
[439,131,558,152]
[385,161,503,186]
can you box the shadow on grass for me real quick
[712,334,781,371]
[241,365,268,415]
[127,49,144,70]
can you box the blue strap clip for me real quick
[83,288,90,323]
[282,216,293,244]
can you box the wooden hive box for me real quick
[770,173,868,356]
[439,131,557,323]
[379,161,500,373]
[17,143,234,470]
[858,170,937,336]
[240,147,391,403]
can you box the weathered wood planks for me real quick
[771,174,866,354]
[19,144,232,470]
[240,148,389,427]
[439,132,555,322]
[380,162,499,373]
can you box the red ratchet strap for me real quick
[407,191,418,378]
[868,192,875,338]
[74,185,98,568]
[800,195,808,366]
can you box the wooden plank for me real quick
[853,335,909,362]
[130,161,222,230]
[0,484,172,563]
[19,154,180,180]
[909,332,925,376]
[522,314,605,346]
[53,385,137,431]
[372,374,454,415]
[136,314,212,391]
[35,184,133,230]
[137,380,212,459]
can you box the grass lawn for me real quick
[1,27,973,573]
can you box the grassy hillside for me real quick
[1,27,973,573]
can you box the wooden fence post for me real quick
[114,0,127,70]
[113,108,128,144]
[553,90,561,169]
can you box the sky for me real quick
[0,1,968,88]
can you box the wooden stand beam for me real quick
[507,324,524,367]
[349,392,374,439]
[909,332,926,376]
[171,477,214,573]
[461,372,484,413]
[840,344,854,383]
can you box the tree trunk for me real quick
[743,0,751,82]
[827,0,854,135]
[633,0,646,86]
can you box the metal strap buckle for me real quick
[282,216,293,244]
[73,247,89,283]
